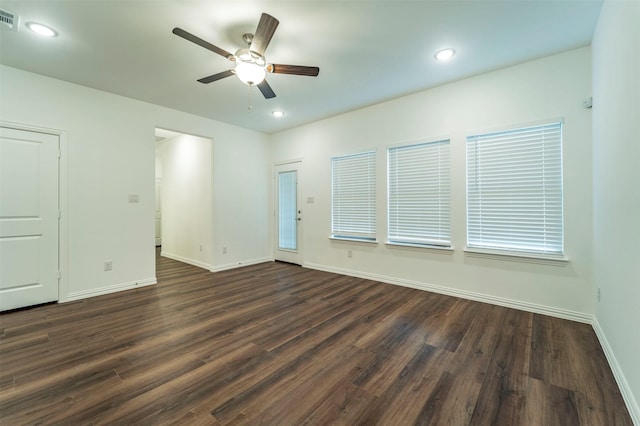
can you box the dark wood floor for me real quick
[0,252,632,425]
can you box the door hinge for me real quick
[58,210,61,219]
[58,150,61,159]
[57,271,61,280]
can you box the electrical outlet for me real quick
[104,261,113,271]
[222,246,228,254]
[597,288,601,302]
[347,250,352,258]
[199,245,203,252]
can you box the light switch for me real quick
[128,194,140,203]
[307,196,315,204]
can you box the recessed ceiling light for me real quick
[26,22,57,37]
[435,48,456,61]
[272,111,285,118]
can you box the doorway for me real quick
[155,128,214,270]
[274,162,303,265]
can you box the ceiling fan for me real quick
[172,13,320,99]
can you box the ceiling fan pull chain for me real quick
[247,84,253,111]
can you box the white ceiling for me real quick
[0,0,602,134]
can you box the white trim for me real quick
[329,236,378,244]
[385,134,451,151]
[58,131,69,304]
[465,116,565,139]
[64,278,156,302]
[210,256,273,272]
[386,241,454,253]
[273,157,304,167]
[155,126,211,142]
[160,251,213,271]
[303,262,592,324]
[464,248,569,266]
[592,318,640,425]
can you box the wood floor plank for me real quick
[1,365,123,425]
[451,302,507,360]
[351,344,449,425]
[91,343,270,425]
[229,344,374,425]
[524,377,581,426]
[0,252,633,425]
[302,382,378,425]
[424,298,481,353]
[468,309,533,425]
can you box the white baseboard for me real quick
[592,318,640,425]
[160,251,213,271]
[303,262,592,323]
[211,256,274,272]
[63,277,156,302]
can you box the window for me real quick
[388,140,450,247]
[466,122,563,256]
[278,170,297,250]
[331,151,376,241]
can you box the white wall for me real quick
[592,0,640,422]
[272,47,593,320]
[158,133,214,269]
[210,124,273,271]
[0,64,271,300]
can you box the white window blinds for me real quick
[466,122,563,256]
[331,151,376,240]
[388,140,450,247]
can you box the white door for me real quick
[155,178,162,246]
[275,162,302,265]
[0,126,59,311]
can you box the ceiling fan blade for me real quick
[197,69,235,84]
[250,13,279,55]
[268,64,320,77]
[257,80,276,99]
[172,27,234,60]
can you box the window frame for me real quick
[330,150,377,242]
[465,121,565,259]
[387,138,451,249]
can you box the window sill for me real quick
[329,236,378,245]
[464,248,569,266]
[385,241,453,254]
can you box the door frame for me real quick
[1,121,68,303]
[274,160,303,265]
[155,178,162,247]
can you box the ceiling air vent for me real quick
[0,8,19,30]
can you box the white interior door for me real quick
[275,162,302,265]
[0,126,59,311]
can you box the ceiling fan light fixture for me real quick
[435,48,456,61]
[235,61,266,86]
[272,111,285,118]
[234,47,266,85]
